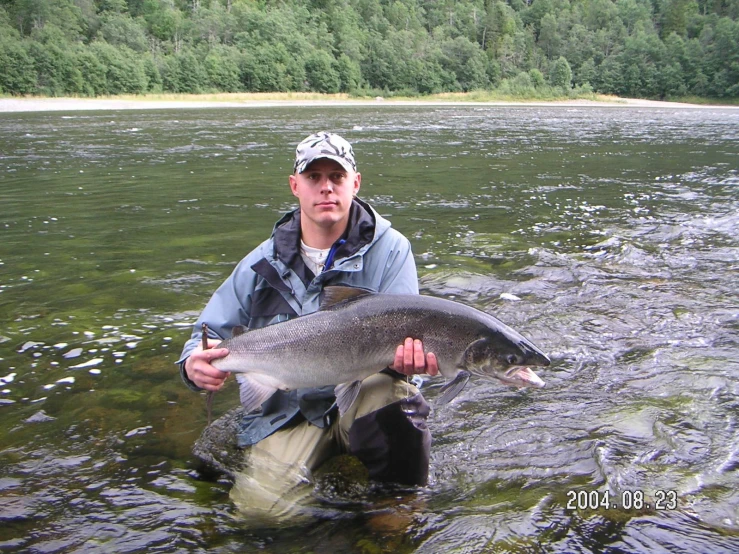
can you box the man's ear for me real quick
[353,172,361,196]
[289,174,299,197]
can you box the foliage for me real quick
[0,0,736,99]
[89,41,148,94]
[203,45,241,92]
[550,56,573,88]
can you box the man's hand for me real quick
[184,339,230,391]
[389,337,439,376]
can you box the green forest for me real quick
[1,0,738,99]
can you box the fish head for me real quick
[462,332,550,389]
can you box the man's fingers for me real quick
[198,347,229,362]
[403,337,414,369]
[186,347,229,389]
[390,338,438,376]
[413,339,426,372]
[426,352,439,376]
[190,362,229,390]
[198,373,227,389]
[393,344,404,370]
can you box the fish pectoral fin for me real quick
[236,374,278,413]
[437,370,470,404]
[334,380,363,416]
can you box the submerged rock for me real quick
[192,406,247,479]
[312,454,370,502]
[25,410,56,423]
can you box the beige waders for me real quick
[229,373,430,522]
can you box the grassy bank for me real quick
[667,96,739,106]
[0,90,614,105]
[99,92,355,103]
[101,91,736,105]
[3,92,737,113]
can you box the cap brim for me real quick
[298,155,354,174]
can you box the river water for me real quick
[1,105,737,552]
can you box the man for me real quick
[178,132,437,513]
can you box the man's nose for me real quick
[319,176,333,192]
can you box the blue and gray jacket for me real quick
[178,198,419,447]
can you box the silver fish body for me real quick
[211,287,550,414]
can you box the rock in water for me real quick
[312,454,370,502]
[25,410,56,423]
[192,406,248,479]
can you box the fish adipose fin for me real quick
[334,380,363,416]
[437,370,471,404]
[236,374,278,413]
[231,325,248,337]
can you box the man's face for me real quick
[289,158,361,231]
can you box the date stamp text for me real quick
[565,489,678,511]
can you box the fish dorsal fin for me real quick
[231,325,248,338]
[320,286,373,311]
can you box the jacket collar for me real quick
[271,198,380,283]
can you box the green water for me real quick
[1,106,738,552]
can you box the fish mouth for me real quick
[498,366,545,388]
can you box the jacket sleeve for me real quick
[176,254,258,390]
[373,231,420,378]
[377,231,420,295]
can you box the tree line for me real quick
[1,0,737,99]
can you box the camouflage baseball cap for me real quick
[293,132,357,174]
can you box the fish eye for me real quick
[506,354,519,365]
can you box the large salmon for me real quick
[212,287,550,414]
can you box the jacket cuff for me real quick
[179,359,203,392]
[380,366,406,379]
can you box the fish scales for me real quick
[220,298,480,380]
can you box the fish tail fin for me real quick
[437,370,470,404]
